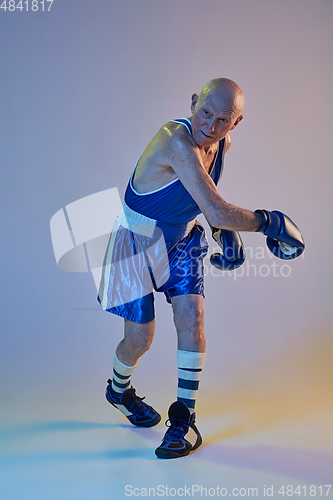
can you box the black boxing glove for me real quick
[210,228,246,271]
[255,209,305,260]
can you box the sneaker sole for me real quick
[129,413,161,427]
[155,434,202,459]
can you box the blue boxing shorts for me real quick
[97,205,208,323]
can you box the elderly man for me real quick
[98,78,304,459]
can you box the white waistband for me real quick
[117,202,157,238]
[118,202,197,240]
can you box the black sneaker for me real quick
[106,379,161,427]
[155,401,202,459]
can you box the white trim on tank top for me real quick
[129,118,194,197]
[129,161,180,197]
[170,118,192,136]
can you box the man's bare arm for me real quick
[160,127,261,232]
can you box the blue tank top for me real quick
[124,118,226,225]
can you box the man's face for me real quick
[190,92,243,148]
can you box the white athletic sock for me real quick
[111,351,139,397]
[177,350,206,411]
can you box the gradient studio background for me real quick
[1,0,333,497]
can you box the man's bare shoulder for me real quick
[225,133,232,152]
[132,121,194,193]
[151,121,197,162]
[139,121,197,167]
[156,120,195,146]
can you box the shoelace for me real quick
[106,380,149,416]
[164,418,189,441]
[125,394,149,416]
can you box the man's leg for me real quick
[106,318,161,427]
[155,294,205,458]
[172,294,206,411]
[172,294,205,351]
[117,318,155,366]
[110,318,155,396]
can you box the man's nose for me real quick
[207,118,216,132]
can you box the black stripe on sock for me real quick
[178,378,200,391]
[113,368,131,380]
[178,367,202,372]
[112,379,130,389]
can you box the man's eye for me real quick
[204,110,209,115]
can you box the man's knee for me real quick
[124,319,155,354]
[172,295,204,333]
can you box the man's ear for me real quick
[230,115,244,130]
[191,93,199,113]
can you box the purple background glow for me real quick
[1,1,332,497]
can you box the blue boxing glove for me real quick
[255,209,305,260]
[210,227,246,271]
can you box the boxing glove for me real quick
[255,209,305,260]
[210,228,246,271]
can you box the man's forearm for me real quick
[211,202,262,232]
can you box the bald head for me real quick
[197,78,244,118]
[190,78,244,147]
